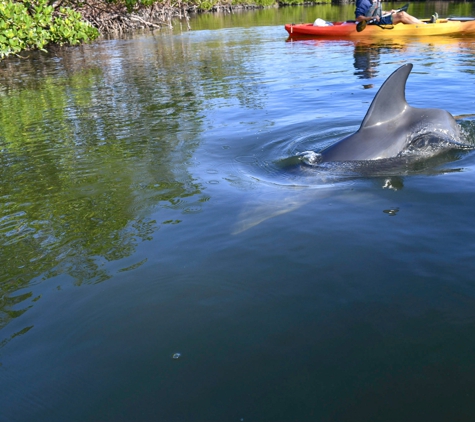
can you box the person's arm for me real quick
[355,1,380,22]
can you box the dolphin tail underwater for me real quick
[319,63,463,162]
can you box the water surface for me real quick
[2,4,475,421]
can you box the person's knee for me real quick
[394,11,411,24]
[392,13,403,24]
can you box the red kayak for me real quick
[285,18,475,39]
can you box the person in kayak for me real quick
[355,0,437,25]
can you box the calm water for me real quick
[2,3,475,421]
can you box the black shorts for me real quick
[372,15,393,25]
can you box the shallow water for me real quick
[2,4,475,421]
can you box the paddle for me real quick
[356,3,409,32]
[447,17,475,21]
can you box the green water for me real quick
[2,3,475,421]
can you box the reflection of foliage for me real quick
[191,3,358,29]
[0,43,209,331]
[0,8,284,335]
[196,0,282,11]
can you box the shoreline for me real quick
[77,1,335,34]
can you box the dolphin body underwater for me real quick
[317,63,466,162]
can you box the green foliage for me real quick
[51,7,99,45]
[227,0,277,6]
[0,0,99,59]
[104,0,283,12]
[107,0,159,13]
[196,0,218,11]
[253,0,277,6]
[280,0,323,4]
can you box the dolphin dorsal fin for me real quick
[360,63,413,128]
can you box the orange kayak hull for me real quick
[285,19,475,39]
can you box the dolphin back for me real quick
[319,63,462,162]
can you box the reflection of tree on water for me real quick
[0,62,203,337]
[0,46,206,336]
[0,31,270,340]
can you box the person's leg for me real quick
[392,11,423,24]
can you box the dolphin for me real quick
[319,63,462,162]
